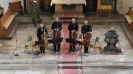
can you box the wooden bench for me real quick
[125,7,133,31]
[9,1,23,15]
[0,5,4,18]
[0,8,19,39]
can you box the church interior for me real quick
[0,0,133,74]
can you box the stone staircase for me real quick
[53,13,85,24]
[60,13,78,23]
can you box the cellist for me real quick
[81,20,92,53]
[37,23,48,54]
[68,18,78,53]
[51,17,62,53]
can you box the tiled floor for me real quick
[0,13,133,74]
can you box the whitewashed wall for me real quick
[117,0,133,14]
[0,0,23,13]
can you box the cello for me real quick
[40,33,48,47]
[53,29,61,44]
[70,31,77,46]
[82,32,92,47]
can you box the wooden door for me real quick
[40,0,51,11]
[86,0,97,11]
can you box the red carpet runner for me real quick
[58,24,83,74]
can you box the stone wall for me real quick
[117,0,133,14]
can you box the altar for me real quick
[50,0,87,13]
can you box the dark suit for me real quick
[68,22,78,52]
[37,26,48,53]
[51,21,62,52]
[51,21,62,31]
[81,24,92,53]
[81,24,92,38]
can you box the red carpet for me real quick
[58,24,83,74]
[60,14,78,19]
[60,14,78,23]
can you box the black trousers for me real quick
[69,33,76,52]
[53,34,61,52]
[38,37,45,53]
[84,46,88,52]
[40,46,45,53]
[82,34,89,52]
[54,43,60,52]
[69,45,75,52]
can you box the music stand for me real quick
[76,41,83,45]
[76,41,88,57]
[48,38,63,43]
[33,41,45,57]
[54,38,63,53]
[47,38,63,54]
[53,38,63,43]
[66,38,77,54]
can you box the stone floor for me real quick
[0,13,133,74]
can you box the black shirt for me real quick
[81,24,92,34]
[68,22,78,32]
[37,26,48,39]
[51,21,62,31]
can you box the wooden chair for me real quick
[90,37,103,51]
[96,0,113,19]
[76,33,83,49]
[24,36,34,53]
[9,1,23,15]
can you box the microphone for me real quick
[14,25,19,56]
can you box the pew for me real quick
[125,7,133,31]
[0,5,4,18]
[0,8,19,39]
[9,1,23,15]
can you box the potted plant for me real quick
[30,10,42,27]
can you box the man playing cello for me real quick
[51,17,62,53]
[37,23,48,54]
[81,20,92,53]
[68,18,78,53]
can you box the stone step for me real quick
[53,13,85,19]
[60,19,78,23]
[0,63,132,70]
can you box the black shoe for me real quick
[66,50,71,54]
[57,49,60,52]
[54,51,56,54]
[84,51,89,53]
[72,50,75,52]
